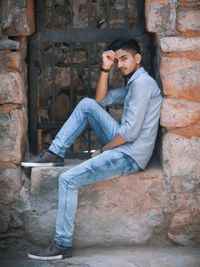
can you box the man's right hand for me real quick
[95,50,116,102]
[101,50,116,70]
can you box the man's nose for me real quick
[117,61,122,68]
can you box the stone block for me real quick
[160,57,200,102]
[0,38,20,50]
[177,0,200,8]
[0,109,27,164]
[145,0,176,35]
[0,52,23,72]
[0,207,10,233]
[0,72,25,104]
[3,0,35,36]
[177,9,200,34]
[0,163,21,206]
[165,170,200,195]
[168,206,200,246]
[160,37,200,60]
[170,123,200,138]
[161,132,200,177]
[160,98,200,130]
[150,255,200,267]
[24,163,169,247]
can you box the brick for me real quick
[0,109,27,164]
[177,0,200,8]
[177,9,200,35]
[160,37,200,60]
[0,72,25,104]
[160,98,200,129]
[170,123,200,138]
[3,0,35,36]
[0,51,23,72]
[168,207,200,246]
[161,132,200,177]
[0,163,21,205]
[145,0,176,35]
[160,57,200,102]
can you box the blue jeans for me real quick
[49,98,141,247]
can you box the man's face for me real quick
[114,49,141,77]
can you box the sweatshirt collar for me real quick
[127,67,146,85]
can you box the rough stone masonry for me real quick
[0,0,199,250]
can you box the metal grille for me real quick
[28,0,154,158]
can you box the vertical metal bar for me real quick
[36,0,45,31]
[51,43,56,122]
[28,37,38,154]
[87,42,92,155]
[87,43,92,97]
[135,0,145,32]
[52,0,55,28]
[106,1,110,28]
[70,43,74,114]
[68,43,74,153]
[88,0,92,28]
[70,0,73,27]
[51,0,56,122]
[124,0,129,27]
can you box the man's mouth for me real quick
[119,68,126,72]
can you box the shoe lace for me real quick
[38,150,47,158]
[29,150,47,161]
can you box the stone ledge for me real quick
[23,161,170,247]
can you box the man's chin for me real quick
[120,70,129,77]
[121,71,134,79]
[121,70,136,79]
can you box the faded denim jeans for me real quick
[49,98,141,247]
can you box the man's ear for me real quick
[135,53,142,64]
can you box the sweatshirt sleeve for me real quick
[117,80,152,142]
[98,87,127,107]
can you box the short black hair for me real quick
[107,38,141,54]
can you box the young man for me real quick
[23,38,162,260]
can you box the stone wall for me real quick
[0,0,199,249]
[0,0,34,243]
[145,0,200,245]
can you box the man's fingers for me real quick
[105,50,116,60]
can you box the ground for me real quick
[0,240,199,267]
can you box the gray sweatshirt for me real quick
[99,67,162,169]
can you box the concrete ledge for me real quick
[23,160,170,247]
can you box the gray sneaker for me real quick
[21,151,64,167]
[28,242,72,260]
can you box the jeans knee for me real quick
[79,97,97,108]
[59,173,77,190]
[58,173,66,185]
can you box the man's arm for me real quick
[102,133,126,150]
[92,133,126,158]
[95,50,116,102]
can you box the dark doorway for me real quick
[28,0,154,158]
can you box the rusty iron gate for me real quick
[28,0,154,158]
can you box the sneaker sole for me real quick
[21,162,54,167]
[21,162,64,167]
[28,253,63,260]
[28,253,72,260]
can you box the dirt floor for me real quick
[0,239,199,267]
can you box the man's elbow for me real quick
[119,129,139,143]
